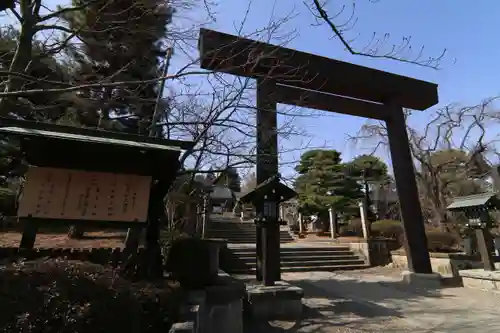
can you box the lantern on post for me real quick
[238,174,297,286]
[447,192,500,271]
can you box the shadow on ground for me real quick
[242,271,459,333]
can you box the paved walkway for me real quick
[246,268,500,332]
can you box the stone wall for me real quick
[391,250,500,278]
[459,269,500,292]
[348,238,399,266]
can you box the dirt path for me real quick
[0,231,127,248]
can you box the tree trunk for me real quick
[0,4,34,116]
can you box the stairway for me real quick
[205,217,295,244]
[208,216,368,273]
[221,244,367,274]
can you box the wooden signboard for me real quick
[18,167,152,222]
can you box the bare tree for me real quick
[241,171,257,193]
[0,1,331,249]
[307,0,449,69]
[349,96,500,226]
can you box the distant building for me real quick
[195,171,240,213]
[210,185,236,212]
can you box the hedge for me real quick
[371,220,404,239]
[399,229,461,252]
[425,230,461,252]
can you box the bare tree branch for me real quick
[308,0,448,69]
[349,97,500,226]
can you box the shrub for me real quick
[371,220,404,239]
[426,230,461,252]
[165,237,218,289]
[399,229,461,253]
[0,259,184,333]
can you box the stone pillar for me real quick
[328,207,336,239]
[358,201,369,239]
[385,106,432,274]
[298,213,303,234]
[476,228,495,271]
[256,78,280,284]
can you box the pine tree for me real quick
[61,0,174,242]
[0,26,72,216]
[62,0,174,131]
[294,150,362,223]
[0,26,72,121]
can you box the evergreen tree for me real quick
[0,26,72,216]
[294,150,362,222]
[60,0,173,241]
[346,154,390,221]
[0,26,72,121]
[62,0,174,131]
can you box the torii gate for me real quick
[198,28,438,285]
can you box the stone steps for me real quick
[230,248,353,255]
[221,245,367,273]
[209,217,367,273]
[234,258,365,267]
[234,254,357,261]
[228,263,368,274]
[206,220,295,244]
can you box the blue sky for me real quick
[2,0,499,179]
[183,0,500,178]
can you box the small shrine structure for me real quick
[0,117,193,256]
[447,192,500,271]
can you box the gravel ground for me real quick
[0,231,127,248]
[244,266,500,333]
[244,267,409,333]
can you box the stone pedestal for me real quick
[246,281,303,320]
[171,271,245,333]
[204,273,245,333]
[169,321,195,333]
[459,269,500,292]
[401,271,442,289]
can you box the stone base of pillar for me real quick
[459,269,500,292]
[401,271,442,289]
[245,281,303,320]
